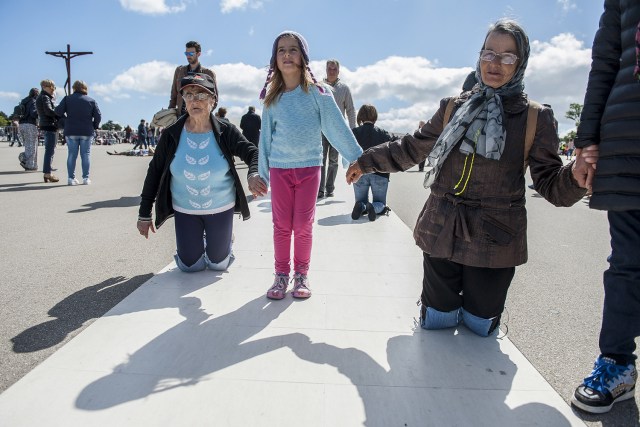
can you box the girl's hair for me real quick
[263,34,315,107]
[357,104,378,126]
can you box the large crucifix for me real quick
[45,44,93,96]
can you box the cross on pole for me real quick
[45,44,93,96]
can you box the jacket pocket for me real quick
[481,214,515,246]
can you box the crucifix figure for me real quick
[45,44,93,96]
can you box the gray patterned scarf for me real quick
[423,59,527,189]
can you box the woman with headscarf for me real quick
[346,19,597,337]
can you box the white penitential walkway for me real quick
[0,177,585,427]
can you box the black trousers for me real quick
[421,253,515,319]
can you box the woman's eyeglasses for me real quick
[183,92,211,101]
[479,49,518,65]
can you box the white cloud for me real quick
[0,91,20,101]
[92,60,176,102]
[120,0,187,15]
[557,0,577,13]
[91,32,592,135]
[220,0,263,13]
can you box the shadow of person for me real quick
[68,196,141,213]
[11,274,152,353]
[287,328,575,426]
[75,293,295,410]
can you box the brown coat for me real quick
[169,64,218,113]
[357,93,586,268]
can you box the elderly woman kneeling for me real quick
[346,19,597,337]
[137,73,266,272]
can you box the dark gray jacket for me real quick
[55,92,101,136]
[575,0,640,211]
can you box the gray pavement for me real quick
[0,141,637,426]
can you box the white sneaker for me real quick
[82,178,91,185]
[68,178,79,186]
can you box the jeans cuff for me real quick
[174,253,206,272]
[461,308,499,337]
[420,306,461,330]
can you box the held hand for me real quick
[248,175,268,198]
[346,161,364,185]
[137,220,155,239]
[572,146,599,191]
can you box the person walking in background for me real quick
[36,79,59,183]
[124,125,132,144]
[134,119,148,150]
[55,80,101,186]
[318,59,356,199]
[350,104,394,221]
[137,73,265,272]
[169,41,218,116]
[257,31,362,300]
[570,0,639,415]
[9,120,21,147]
[18,88,39,171]
[240,105,261,146]
[347,19,595,338]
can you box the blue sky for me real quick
[0,0,603,135]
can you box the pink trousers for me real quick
[270,167,321,275]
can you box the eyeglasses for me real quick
[184,51,197,57]
[479,49,518,65]
[183,92,211,101]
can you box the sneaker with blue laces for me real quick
[571,356,637,414]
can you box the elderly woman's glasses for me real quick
[183,92,211,102]
[480,49,518,65]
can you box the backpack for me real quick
[442,97,541,171]
[12,101,26,120]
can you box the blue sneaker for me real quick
[571,356,637,414]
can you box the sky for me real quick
[0,0,604,136]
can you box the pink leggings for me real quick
[270,167,321,275]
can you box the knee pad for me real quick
[461,308,500,337]
[420,306,461,330]
[205,251,233,271]
[174,253,206,272]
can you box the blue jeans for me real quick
[43,131,57,174]
[599,210,640,363]
[353,174,389,214]
[66,135,93,179]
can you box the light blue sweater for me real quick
[169,129,236,215]
[258,84,363,185]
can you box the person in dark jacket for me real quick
[137,73,267,272]
[570,0,639,415]
[239,106,261,146]
[346,19,591,338]
[55,80,101,185]
[350,104,394,221]
[18,88,39,171]
[134,119,148,150]
[36,79,59,183]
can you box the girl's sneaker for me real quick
[291,272,311,299]
[266,273,289,300]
